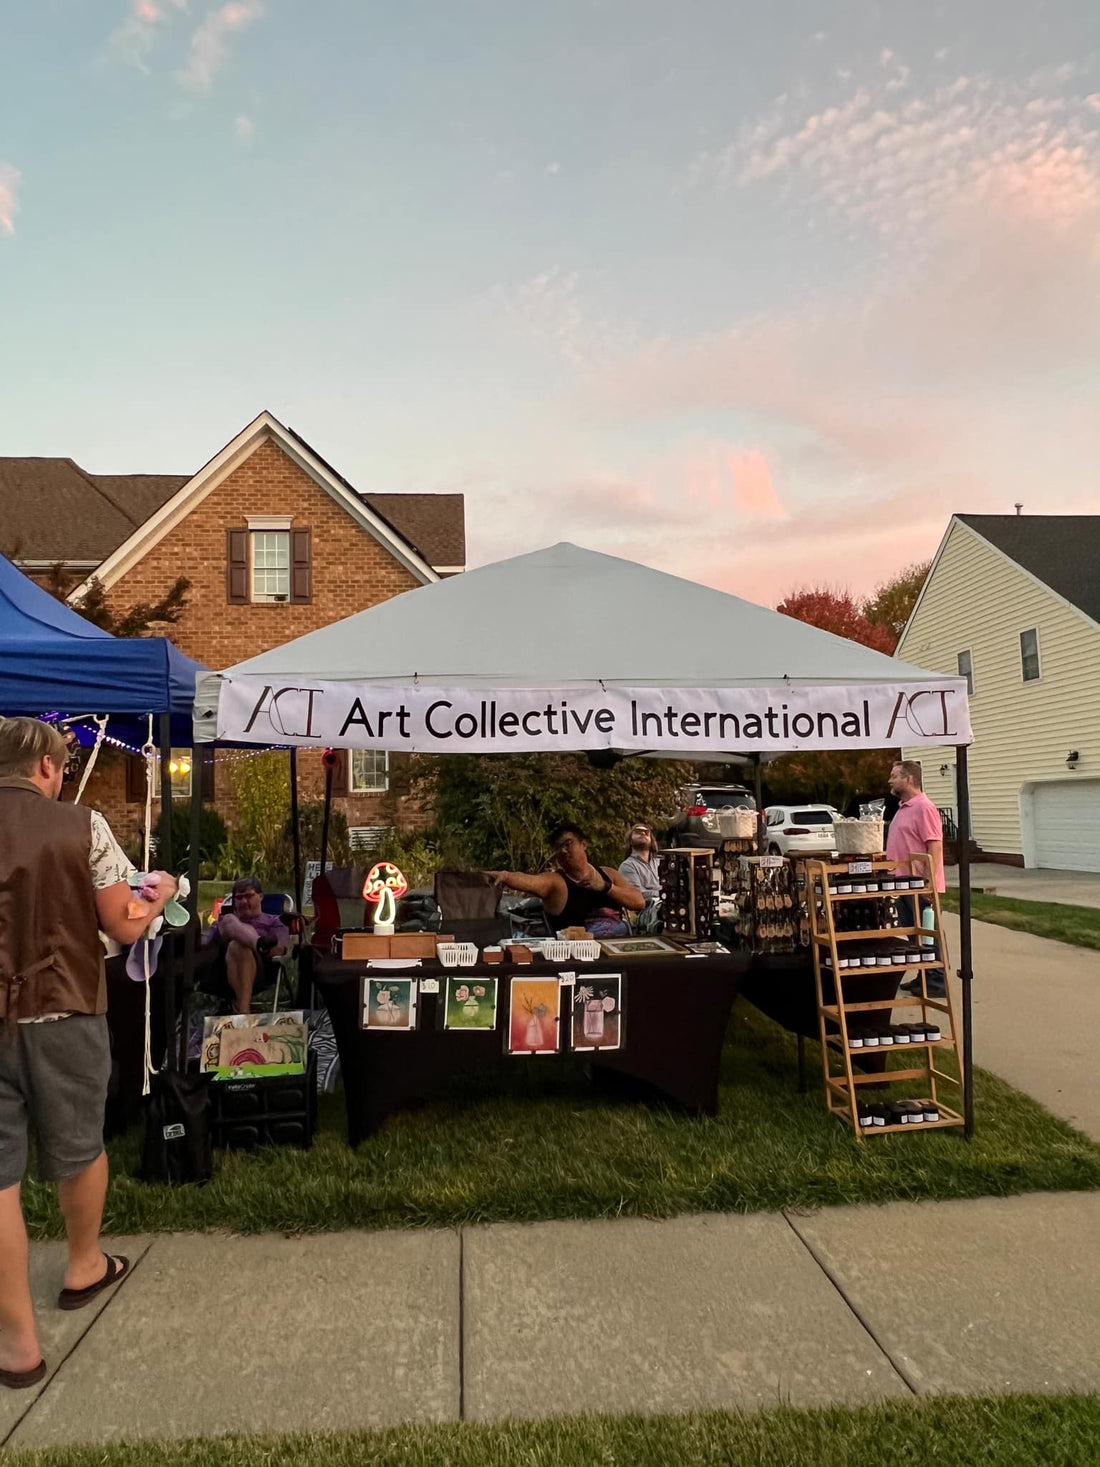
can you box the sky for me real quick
[2,1,1099,605]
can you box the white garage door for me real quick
[1032,780,1100,872]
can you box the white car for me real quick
[764,804,838,857]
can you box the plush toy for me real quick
[124,873,192,983]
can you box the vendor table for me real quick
[311,951,746,1143]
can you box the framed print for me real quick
[506,976,561,1055]
[571,974,624,1053]
[361,977,418,1031]
[598,936,680,959]
[200,1011,306,1072]
[443,976,499,1031]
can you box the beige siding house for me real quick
[896,515,1100,872]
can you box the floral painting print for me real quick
[506,977,561,1055]
[571,974,623,1052]
[362,977,418,1031]
[444,977,499,1031]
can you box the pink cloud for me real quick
[0,163,19,236]
[730,450,784,519]
[177,1,263,91]
[694,63,1100,246]
[109,0,186,69]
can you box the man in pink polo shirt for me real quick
[886,760,947,997]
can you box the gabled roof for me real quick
[363,494,465,570]
[0,433,464,573]
[69,412,441,599]
[956,515,1100,627]
[0,458,186,563]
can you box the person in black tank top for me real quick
[487,822,645,937]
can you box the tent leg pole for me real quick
[319,759,334,877]
[157,714,176,1073]
[753,755,764,854]
[180,744,203,1071]
[290,748,303,916]
[957,743,974,1139]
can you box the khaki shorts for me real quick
[0,1015,110,1190]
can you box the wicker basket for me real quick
[831,817,884,855]
[718,807,757,839]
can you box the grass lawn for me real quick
[943,891,1100,952]
[20,1003,1100,1239]
[7,1396,1100,1467]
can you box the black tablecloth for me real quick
[310,951,746,1143]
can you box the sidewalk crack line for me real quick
[781,1210,919,1396]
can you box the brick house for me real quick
[0,411,465,847]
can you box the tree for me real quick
[73,574,191,638]
[770,583,901,808]
[1,538,191,638]
[775,588,895,654]
[412,752,693,873]
[864,561,931,647]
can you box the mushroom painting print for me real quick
[362,978,418,1032]
[571,975,623,1052]
[506,977,561,1055]
[444,976,498,1031]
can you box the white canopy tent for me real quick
[195,543,970,759]
[192,541,977,1133]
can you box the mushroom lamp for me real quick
[363,861,408,935]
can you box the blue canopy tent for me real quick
[0,552,203,718]
[0,552,212,1093]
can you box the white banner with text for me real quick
[210,677,972,753]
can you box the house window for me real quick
[252,531,291,603]
[349,750,389,794]
[227,525,312,605]
[1020,628,1041,683]
[956,649,974,697]
[154,749,193,800]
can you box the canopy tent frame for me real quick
[192,542,977,1135]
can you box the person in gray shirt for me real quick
[620,823,661,931]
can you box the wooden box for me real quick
[389,932,439,959]
[340,932,392,960]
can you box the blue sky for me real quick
[2,1,1099,601]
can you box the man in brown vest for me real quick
[0,718,177,1389]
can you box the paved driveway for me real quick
[946,863,1100,908]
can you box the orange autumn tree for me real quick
[774,587,896,655]
[765,570,928,811]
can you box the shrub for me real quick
[154,802,229,873]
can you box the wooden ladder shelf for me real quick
[808,854,966,1140]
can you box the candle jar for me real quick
[583,999,605,1041]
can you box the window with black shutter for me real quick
[227,529,249,604]
[290,528,312,604]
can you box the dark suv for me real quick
[660,783,756,851]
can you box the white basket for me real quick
[718,807,757,839]
[457,942,478,967]
[543,940,571,963]
[569,939,601,962]
[437,943,460,968]
[831,817,884,855]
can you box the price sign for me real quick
[847,860,873,875]
[419,978,439,994]
[558,971,576,987]
[761,855,785,869]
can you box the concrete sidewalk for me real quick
[4,1192,1100,1449]
[937,913,1100,1141]
[945,864,1100,908]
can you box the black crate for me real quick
[210,1051,317,1152]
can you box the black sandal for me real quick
[0,1360,47,1390]
[58,1254,130,1311]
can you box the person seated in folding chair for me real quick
[203,877,289,1013]
[488,822,645,939]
